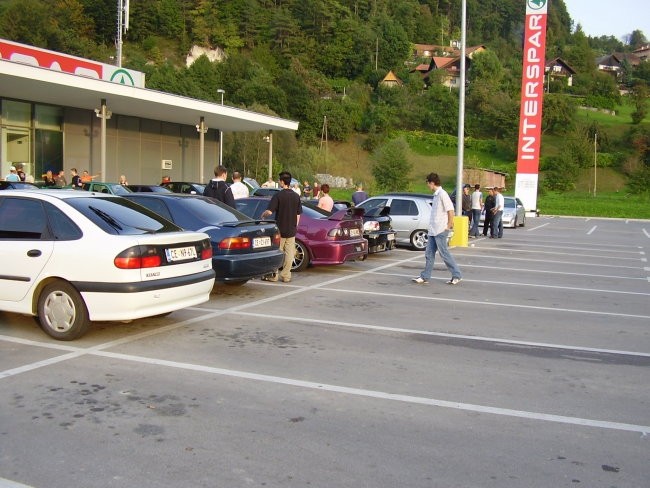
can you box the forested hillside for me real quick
[1,0,649,192]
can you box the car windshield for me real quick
[504,198,516,208]
[67,196,182,234]
[302,201,333,218]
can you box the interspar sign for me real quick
[515,0,548,212]
[0,38,144,87]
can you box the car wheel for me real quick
[519,215,526,227]
[37,281,90,340]
[410,230,428,250]
[292,240,310,272]
[512,217,518,228]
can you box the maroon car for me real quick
[236,197,368,271]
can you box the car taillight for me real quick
[219,237,251,250]
[273,231,281,246]
[114,246,163,269]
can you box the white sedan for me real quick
[0,190,215,340]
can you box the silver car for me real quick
[480,196,526,228]
[356,193,433,250]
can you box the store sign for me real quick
[0,38,144,87]
[515,0,548,212]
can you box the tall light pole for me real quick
[95,99,111,181]
[455,0,467,216]
[116,0,129,67]
[217,89,225,166]
[265,131,273,184]
[594,132,598,197]
[196,116,207,182]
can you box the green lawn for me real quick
[537,191,650,219]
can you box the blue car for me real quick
[124,193,283,284]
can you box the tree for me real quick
[371,137,412,192]
[542,94,577,134]
[630,82,649,125]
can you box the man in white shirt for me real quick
[413,172,462,285]
[5,166,20,182]
[229,171,249,199]
[491,186,505,238]
[469,184,483,238]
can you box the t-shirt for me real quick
[471,190,483,210]
[229,181,249,199]
[318,194,334,212]
[428,187,454,236]
[352,190,368,205]
[266,188,302,238]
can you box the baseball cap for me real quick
[9,166,16,171]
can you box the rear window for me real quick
[67,196,182,235]
[178,196,252,223]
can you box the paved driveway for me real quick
[1,216,649,487]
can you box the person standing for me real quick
[303,180,312,199]
[482,187,495,237]
[262,171,302,283]
[5,166,20,182]
[55,170,67,186]
[317,183,334,212]
[491,186,505,239]
[461,184,472,229]
[352,184,369,206]
[413,172,462,285]
[118,174,129,185]
[229,171,249,199]
[15,163,26,182]
[469,184,483,238]
[203,165,235,208]
[70,168,83,188]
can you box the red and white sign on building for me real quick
[0,38,144,87]
[515,0,549,212]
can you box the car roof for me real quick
[379,193,433,199]
[1,189,114,200]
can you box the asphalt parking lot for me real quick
[1,215,649,488]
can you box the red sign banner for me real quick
[515,0,549,211]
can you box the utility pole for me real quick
[116,0,129,67]
[594,132,597,197]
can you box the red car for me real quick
[236,197,368,271]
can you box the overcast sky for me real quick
[563,0,650,41]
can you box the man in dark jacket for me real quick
[482,187,496,237]
[203,165,235,208]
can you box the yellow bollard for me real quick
[449,215,469,247]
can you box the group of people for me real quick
[3,164,98,187]
[463,184,505,239]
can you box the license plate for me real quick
[165,246,197,262]
[350,228,360,237]
[387,233,395,240]
[253,236,271,248]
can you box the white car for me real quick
[0,190,215,340]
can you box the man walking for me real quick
[352,184,369,206]
[482,187,495,237]
[262,171,302,283]
[413,172,462,285]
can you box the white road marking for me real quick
[526,222,550,231]
[451,252,644,270]
[456,247,643,262]
[642,228,649,238]
[587,225,597,235]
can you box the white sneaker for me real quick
[412,277,428,284]
[447,277,462,285]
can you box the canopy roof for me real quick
[0,59,299,133]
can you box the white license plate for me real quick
[387,233,395,240]
[253,236,271,248]
[350,228,360,237]
[165,246,197,262]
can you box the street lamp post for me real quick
[196,116,207,182]
[217,89,225,166]
[265,131,273,184]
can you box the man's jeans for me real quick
[419,230,462,280]
[491,210,503,238]
[470,209,481,236]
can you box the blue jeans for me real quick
[420,230,462,280]
[470,209,481,236]
[491,210,503,238]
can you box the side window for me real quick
[0,197,47,239]
[44,202,82,240]
[390,199,418,216]
[358,198,388,212]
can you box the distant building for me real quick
[544,57,576,89]
[380,70,403,88]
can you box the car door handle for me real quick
[27,249,42,257]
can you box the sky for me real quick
[563,0,650,41]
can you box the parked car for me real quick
[355,193,433,250]
[359,205,397,254]
[161,181,206,195]
[0,190,215,340]
[127,184,172,193]
[80,181,133,195]
[244,177,300,197]
[480,196,526,228]
[0,181,39,190]
[123,193,283,284]
[236,197,367,271]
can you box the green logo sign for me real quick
[527,0,547,9]
[109,68,136,86]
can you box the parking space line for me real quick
[233,311,650,358]
[451,252,644,270]
[587,225,597,235]
[314,286,650,320]
[81,349,650,435]
[457,247,644,262]
[526,222,550,231]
